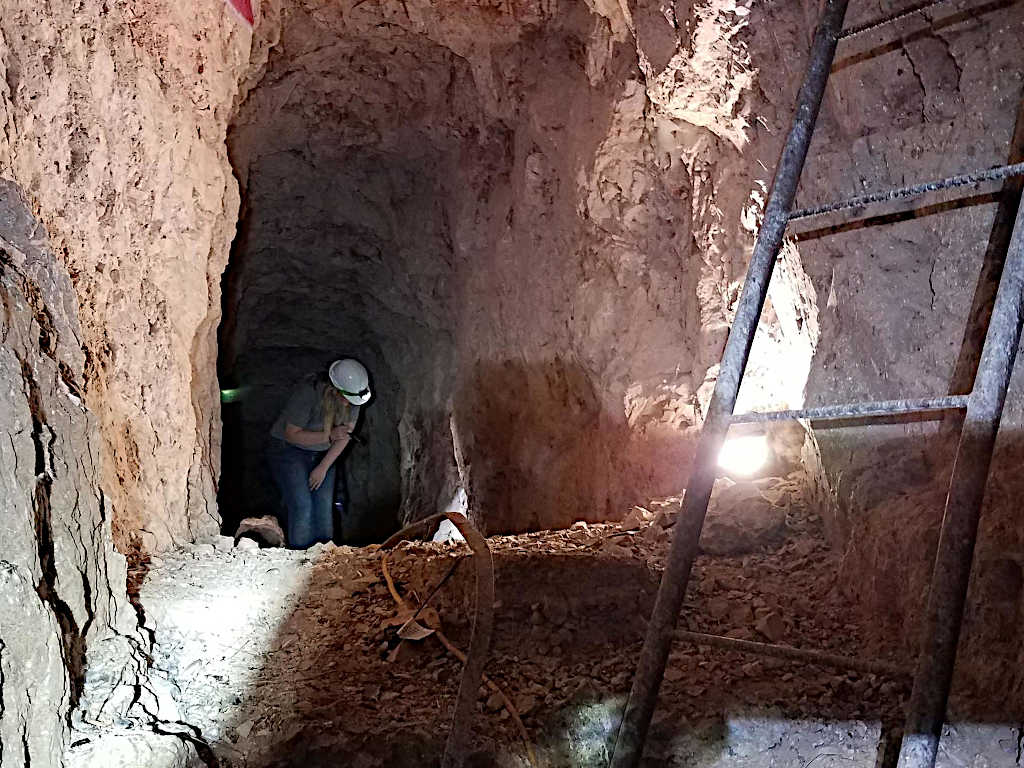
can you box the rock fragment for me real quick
[700,479,787,555]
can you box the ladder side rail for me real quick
[608,1,850,765]
[896,194,1024,768]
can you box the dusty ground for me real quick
[56,500,975,764]
[66,479,1020,767]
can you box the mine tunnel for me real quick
[215,19,469,541]
[2,0,1024,767]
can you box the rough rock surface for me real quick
[218,0,821,536]
[236,515,287,548]
[0,180,144,767]
[1,0,253,552]
[699,478,789,556]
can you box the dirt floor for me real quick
[108,478,1021,768]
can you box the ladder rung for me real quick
[677,629,906,677]
[731,395,969,424]
[839,0,956,39]
[789,162,1024,222]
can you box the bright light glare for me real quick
[718,434,769,476]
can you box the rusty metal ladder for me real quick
[609,0,1024,766]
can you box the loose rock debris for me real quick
[380,545,538,767]
[127,479,1014,767]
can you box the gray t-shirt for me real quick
[270,379,359,451]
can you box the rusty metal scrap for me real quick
[380,514,519,768]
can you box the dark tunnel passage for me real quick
[211,0,660,543]
[215,22,486,540]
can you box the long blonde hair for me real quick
[321,380,350,435]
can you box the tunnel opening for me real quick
[213,0,674,545]
[216,17,488,542]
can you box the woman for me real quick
[267,358,371,548]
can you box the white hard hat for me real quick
[328,359,371,405]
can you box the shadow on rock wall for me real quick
[457,357,627,533]
[455,357,698,534]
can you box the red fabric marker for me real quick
[226,0,254,26]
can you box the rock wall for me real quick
[0,3,253,763]
[1,0,253,553]
[0,180,147,767]
[221,0,820,535]
[790,0,1024,703]
[0,0,1021,758]
[4,0,1022,746]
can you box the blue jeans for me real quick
[267,438,335,548]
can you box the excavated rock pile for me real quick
[109,480,1015,768]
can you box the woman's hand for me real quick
[309,463,329,491]
[329,425,351,443]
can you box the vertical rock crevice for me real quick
[0,179,147,767]
[19,352,87,720]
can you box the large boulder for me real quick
[235,515,286,548]
[700,479,788,555]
